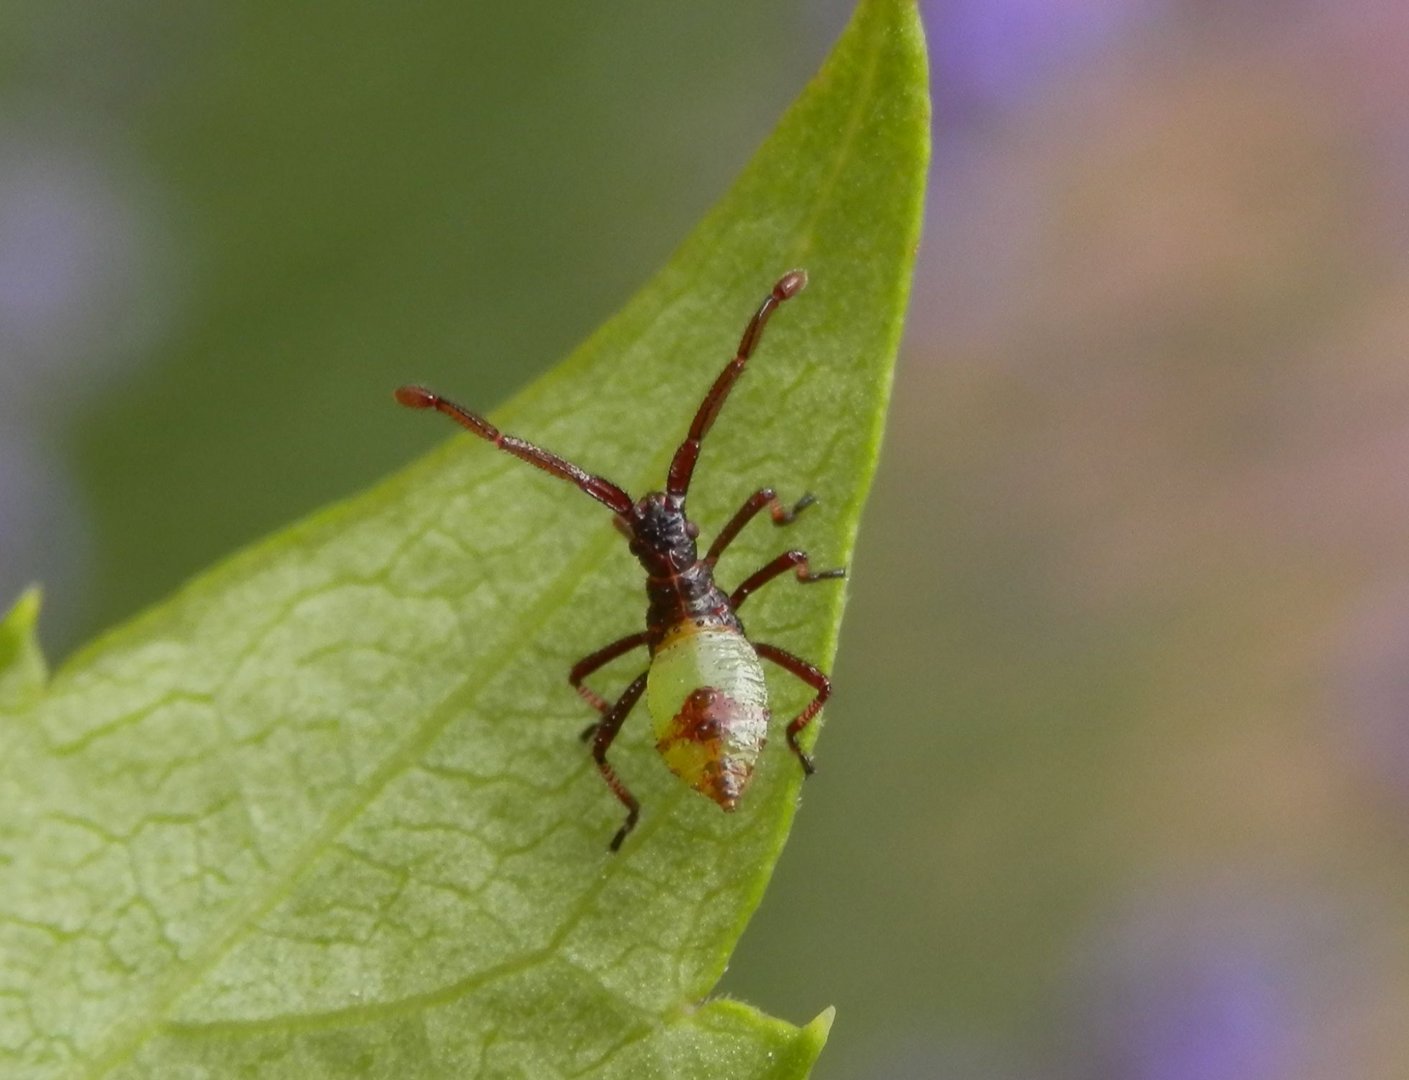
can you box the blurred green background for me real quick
[6,1,1409,1077]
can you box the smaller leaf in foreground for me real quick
[0,588,47,712]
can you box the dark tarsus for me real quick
[395,270,844,850]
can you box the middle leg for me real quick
[570,631,649,721]
[730,549,846,610]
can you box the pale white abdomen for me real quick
[646,626,770,809]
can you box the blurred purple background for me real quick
[5,0,1409,1076]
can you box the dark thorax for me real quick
[623,493,740,651]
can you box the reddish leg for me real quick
[667,270,808,500]
[588,671,649,851]
[730,549,846,610]
[753,643,830,776]
[570,631,649,724]
[706,487,817,564]
[395,385,634,514]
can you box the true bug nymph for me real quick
[396,270,844,850]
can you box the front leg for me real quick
[706,487,817,564]
[753,642,831,775]
[730,549,846,610]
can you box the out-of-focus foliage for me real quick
[728,4,1409,1079]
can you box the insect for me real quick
[395,270,844,850]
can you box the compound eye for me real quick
[685,521,700,539]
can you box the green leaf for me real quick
[0,0,927,1075]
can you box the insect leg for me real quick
[589,671,649,852]
[570,631,649,737]
[753,643,829,776]
[666,270,808,499]
[730,549,846,610]
[394,385,635,514]
[706,488,818,564]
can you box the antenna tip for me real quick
[395,384,438,409]
[776,269,808,299]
